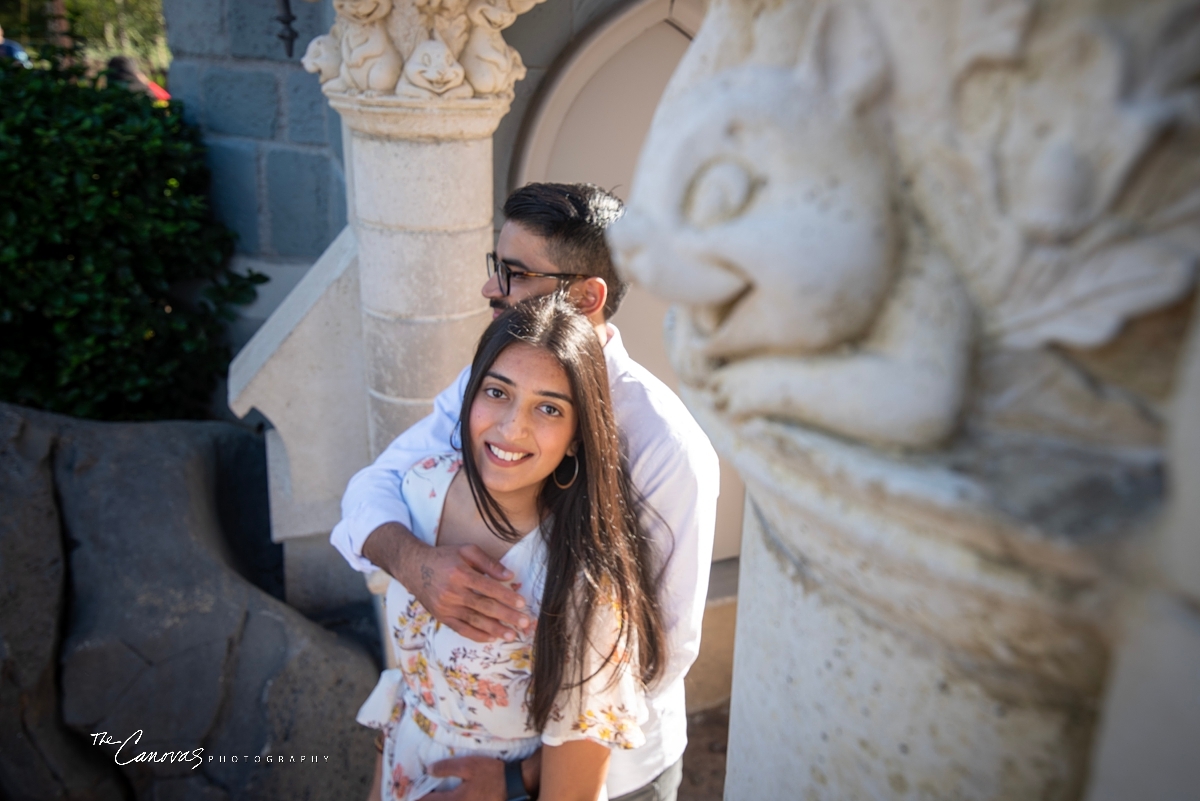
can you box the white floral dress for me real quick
[356,453,648,801]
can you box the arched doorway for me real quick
[513,0,744,562]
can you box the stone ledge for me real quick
[327,93,513,140]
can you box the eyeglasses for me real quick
[486,252,591,297]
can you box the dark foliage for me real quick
[0,50,265,420]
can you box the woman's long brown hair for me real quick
[458,292,666,730]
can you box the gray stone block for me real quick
[506,0,573,69]
[266,149,333,258]
[167,60,202,126]
[229,0,327,62]
[0,405,127,801]
[46,415,376,799]
[202,68,278,139]
[285,71,328,145]
[206,139,260,254]
[162,0,229,57]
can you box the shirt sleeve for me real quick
[329,367,470,573]
[541,597,649,751]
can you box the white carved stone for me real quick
[610,0,1200,796]
[327,0,404,95]
[311,0,546,105]
[302,33,343,84]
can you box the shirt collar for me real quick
[602,323,631,379]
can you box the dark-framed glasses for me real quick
[486,252,591,297]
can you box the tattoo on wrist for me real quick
[420,564,434,589]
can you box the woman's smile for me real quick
[485,442,532,464]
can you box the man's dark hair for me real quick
[503,182,628,319]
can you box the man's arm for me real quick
[330,368,468,573]
[330,367,529,641]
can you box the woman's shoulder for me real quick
[404,452,461,494]
[409,451,462,479]
[402,452,463,541]
[405,452,461,492]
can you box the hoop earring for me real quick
[553,454,579,489]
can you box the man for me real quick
[332,183,719,801]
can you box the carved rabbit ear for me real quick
[796,0,888,112]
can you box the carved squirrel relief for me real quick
[611,0,1200,454]
[303,0,546,102]
[609,0,1199,537]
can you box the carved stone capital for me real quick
[303,0,545,137]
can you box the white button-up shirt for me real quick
[331,324,720,797]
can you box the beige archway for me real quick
[513,0,744,561]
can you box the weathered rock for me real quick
[50,416,379,800]
[0,403,377,800]
[0,405,129,800]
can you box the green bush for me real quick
[0,51,265,421]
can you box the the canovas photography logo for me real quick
[90,730,331,769]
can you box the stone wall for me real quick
[162,0,348,349]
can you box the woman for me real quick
[357,292,667,801]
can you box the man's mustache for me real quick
[489,299,509,311]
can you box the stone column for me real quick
[305,0,546,454]
[331,99,499,454]
[609,0,1200,797]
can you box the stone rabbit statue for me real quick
[460,0,539,97]
[327,0,403,94]
[395,35,474,99]
[302,33,342,84]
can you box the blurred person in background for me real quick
[106,54,168,100]
[0,25,33,68]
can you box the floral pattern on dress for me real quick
[391,761,412,799]
[570,704,643,749]
[356,452,648,801]
[403,652,436,708]
[393,596,433,650]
